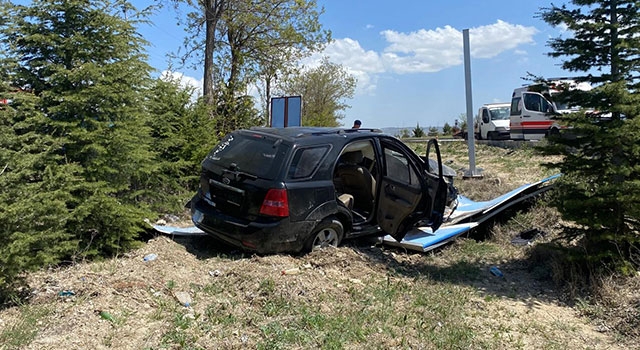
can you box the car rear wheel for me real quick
[305,217,343,252]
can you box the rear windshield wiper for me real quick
[223,163,257,181]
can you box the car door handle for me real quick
[384,184,397,197]
[523,115,531,118]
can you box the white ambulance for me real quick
[509,79,592,140]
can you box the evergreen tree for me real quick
[538,0,640,271]
[0,82,82,297]
[442,122,452,135]
[412,123,425,138]
[145,75,219,213]
[397,129,411,139]
[2,0,156,259]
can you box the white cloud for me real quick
[470,20,538,58]
[381,25,462,73]
[381,20,538,73]
[317,38,385,73]
[303,38,385,95]
[161,70,203,98]
[557,23,569,33]
[365,24,374,30]
[304,20,538,95]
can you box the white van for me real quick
[509,79,591,140]
[474,103,511,140]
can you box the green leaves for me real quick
[539,1,640,271]
[0,0,161,299]
[278,57,356,127]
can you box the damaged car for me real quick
[190,127,457,254]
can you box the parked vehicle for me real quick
[474,103,511,140]
[190,127,457,254]
[509,79,592,140]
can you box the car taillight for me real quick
[259,189,289,217]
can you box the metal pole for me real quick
[463,29,482,178]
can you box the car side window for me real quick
[384,148,420,187]
[288,146,329,179]
[524,93,543,112]
[510,97,521,115]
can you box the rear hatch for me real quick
[199,131,291,220]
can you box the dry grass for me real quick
[0,140,638,349]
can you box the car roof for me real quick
[243,127,387,145]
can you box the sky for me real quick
[135,0,574,129]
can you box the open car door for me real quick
[376,139,446,242]
[424,139,449,231]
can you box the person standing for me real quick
[352,120,361,129]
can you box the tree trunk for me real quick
[203,0,225,106]
[265,75,272,126]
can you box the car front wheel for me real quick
[305,217,343,252]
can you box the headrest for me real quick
[340,150,364,164]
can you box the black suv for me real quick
[190,127,455,254]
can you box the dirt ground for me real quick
[0,231,629,349]
[1,142,635,349]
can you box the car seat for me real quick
[335,151,376,215]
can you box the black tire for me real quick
[305,217,343,252]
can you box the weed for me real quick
[0,305,52,348]
[262,295,292,317]
[166,280,176,290]
[204,304,237,325]
[258,277,275,296]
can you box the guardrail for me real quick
[401,137,539,149]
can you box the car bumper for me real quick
[190,195,316,254]
[492,130,511,140]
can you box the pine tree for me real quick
[0,82,82,297]
[538,1,640,271]
[413,123,425,138]
[2,0,156,259]
[442,122,452,135]
[145,76,219,213]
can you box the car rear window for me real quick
[203,132,289,180]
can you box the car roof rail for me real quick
[245,126,384,139]
[307,128,384,136]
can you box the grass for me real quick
[156,254,564,350]
[1,140,637,349]
[0,305,52,349]
[251,278,486,349]
[141,265,502,349]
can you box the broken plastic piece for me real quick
[99,311,115,323]
[143,253,158,262]
[174,291,192,307]
[490,266,504,277]
[281,268,301,275]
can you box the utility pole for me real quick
[463,28,482,179]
